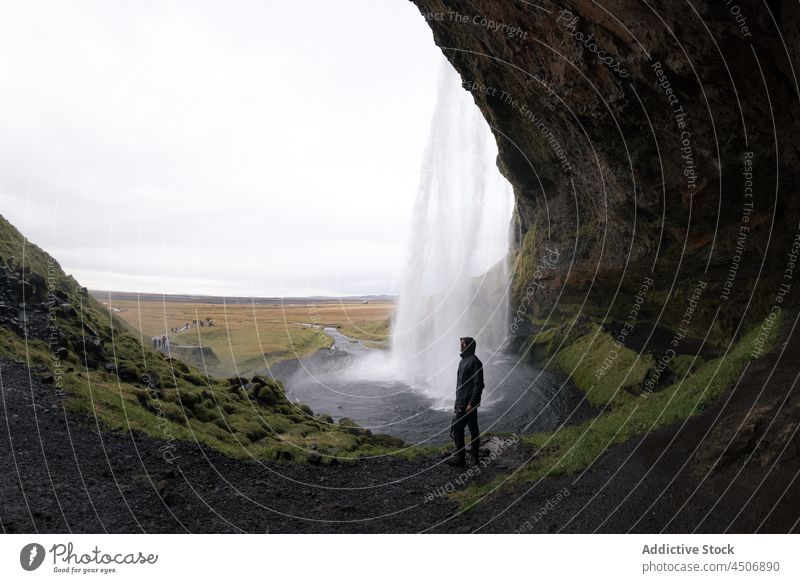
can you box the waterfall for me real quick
[390,60,514,407]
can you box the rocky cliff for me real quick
[411,0,800,343]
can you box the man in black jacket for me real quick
[446,336,484,467]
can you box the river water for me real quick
[262,327,593,445]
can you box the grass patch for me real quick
[553,323,655,407]
[338,318,390,344]
[521,321,654,407]
[170,323,334,377]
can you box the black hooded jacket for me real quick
[455,337,484,410]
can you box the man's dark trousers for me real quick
[452,407,480,461]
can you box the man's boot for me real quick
[470,441,481,466]
[445,451,466,467]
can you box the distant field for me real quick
[105,298,394,377]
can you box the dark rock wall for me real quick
[410,0,799,338]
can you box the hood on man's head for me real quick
[460,336,476,356]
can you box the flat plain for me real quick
[103,296,393,377]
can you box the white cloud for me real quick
[0,0,443,296]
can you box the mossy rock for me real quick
[213,417,235,432]
[288,423,318,437]
[668,354,704,379]
[140,370,162,389]
[337,417,371,436]
[192,404,221,423]
[176,390,201,409]
[249,375,270,388]
[133,389,149,408]
[250,382,283,406]
[160,402,188,425]
[181,372,206,385]
[271,448,296,462]
[262,416,290,434]
[167,358,191,374]
[246,427,269,442]
[371,433,405,447]
[306,431,361,452]
[287,412,308,424]
[116,361,142,384]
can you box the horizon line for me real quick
[89,289,398,303]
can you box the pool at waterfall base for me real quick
[260,327,594,445]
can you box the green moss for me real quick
[262,415,291,435]
[553,323,655,407]
[511,225,537,303]
[234,327,334,376]
[520,321,654,407]
[338,318,390,343]
[520,324,568,361]
[303,430,361,453]
[669,354,703,378]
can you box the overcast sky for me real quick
[0,0,447,296]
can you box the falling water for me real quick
[261,61,592,441]
[390,61,514,407]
